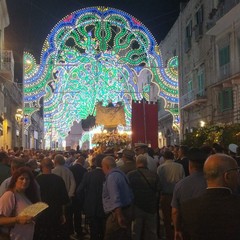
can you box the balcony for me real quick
[0,50,14,81]
[206,1,240,35]
[219,63,231,81]
[180,89,207,110]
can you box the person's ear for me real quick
[224,171,231,184]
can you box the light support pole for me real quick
[15,108,23,148]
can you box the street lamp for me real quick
[15,108,23,148]
[200,120,206,128]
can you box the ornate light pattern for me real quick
[23,6,179,145]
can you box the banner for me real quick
[96,103,126,128]
[131,100,158,149]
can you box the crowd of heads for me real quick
[0,141,239,178]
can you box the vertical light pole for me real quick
[15,108,23,148]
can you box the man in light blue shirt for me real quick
[102,155,133,240]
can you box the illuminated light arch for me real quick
[23,6,179,146]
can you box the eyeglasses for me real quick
[224,167,240,174]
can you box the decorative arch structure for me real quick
[23,6,179,146]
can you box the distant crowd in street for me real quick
[0,141,240,240]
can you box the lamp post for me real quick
[15,108,23,148]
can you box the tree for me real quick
[181,123,240,148]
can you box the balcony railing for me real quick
[207,0,240,30]
[219,63,231,80]
[180,89,207,109]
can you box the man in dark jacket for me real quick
[128,154,160,240]
[35,157,69,240]
[69,155,87,238]
[181,153,240,240]
[175,145,189,176]
[77,154,106,240]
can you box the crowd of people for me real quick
[0,142,240,240]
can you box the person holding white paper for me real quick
[0,167,40,240]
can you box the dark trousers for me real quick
[104,206,133,240]
[69,197,83,235]
[160,195,174,240]
[34,223,69,240]
[88,216,106,240]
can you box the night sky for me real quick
[5,0,186,81]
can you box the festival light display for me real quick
[23,6,179,147]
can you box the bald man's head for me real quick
[102,156,116,175]
[204,154,239,191]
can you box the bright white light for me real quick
[200,120,206,127]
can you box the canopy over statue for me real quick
[95,103,126,128]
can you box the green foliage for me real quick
[181,123,240,148]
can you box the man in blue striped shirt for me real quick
[102,155,133,240]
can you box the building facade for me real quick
[159,20,180,147]
[0,1,44,150]
[161,0,240,141]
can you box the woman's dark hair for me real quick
[8,166,40,203]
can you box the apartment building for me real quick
[159,20,180,146]
[161,0,240,141]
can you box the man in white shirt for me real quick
[134,143,157,172]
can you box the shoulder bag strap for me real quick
[137,169,156,192]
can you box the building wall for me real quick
[206,1,240,125]
[177,0,215,139]
[0,1,25,150]
[162,0,240,141]
[0,0,9,149]
[159,20,180,147]
[0,0,9,52]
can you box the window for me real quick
[219,45,230,67]
[186,21,192,38]
[185,21,192,52]
[188,80,193,92]
[188,80,193,99]
[197,71,205,96]
[218,88,233,112]
[195,5,204,25]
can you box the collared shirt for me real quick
[52,165,76,197]
[102,168,133,213]
[157,160,185,194]
[144,153,157,172]
[206,187,232,193]
[171,171,206,209]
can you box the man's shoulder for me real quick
[37,173,62,180]
[182,190,240,208]
[70,164,87,172]
[176,173,203,186]
[0,163,10,169]
[107,169,127,181]
[127,169,138,177]
[88,168,105,178]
